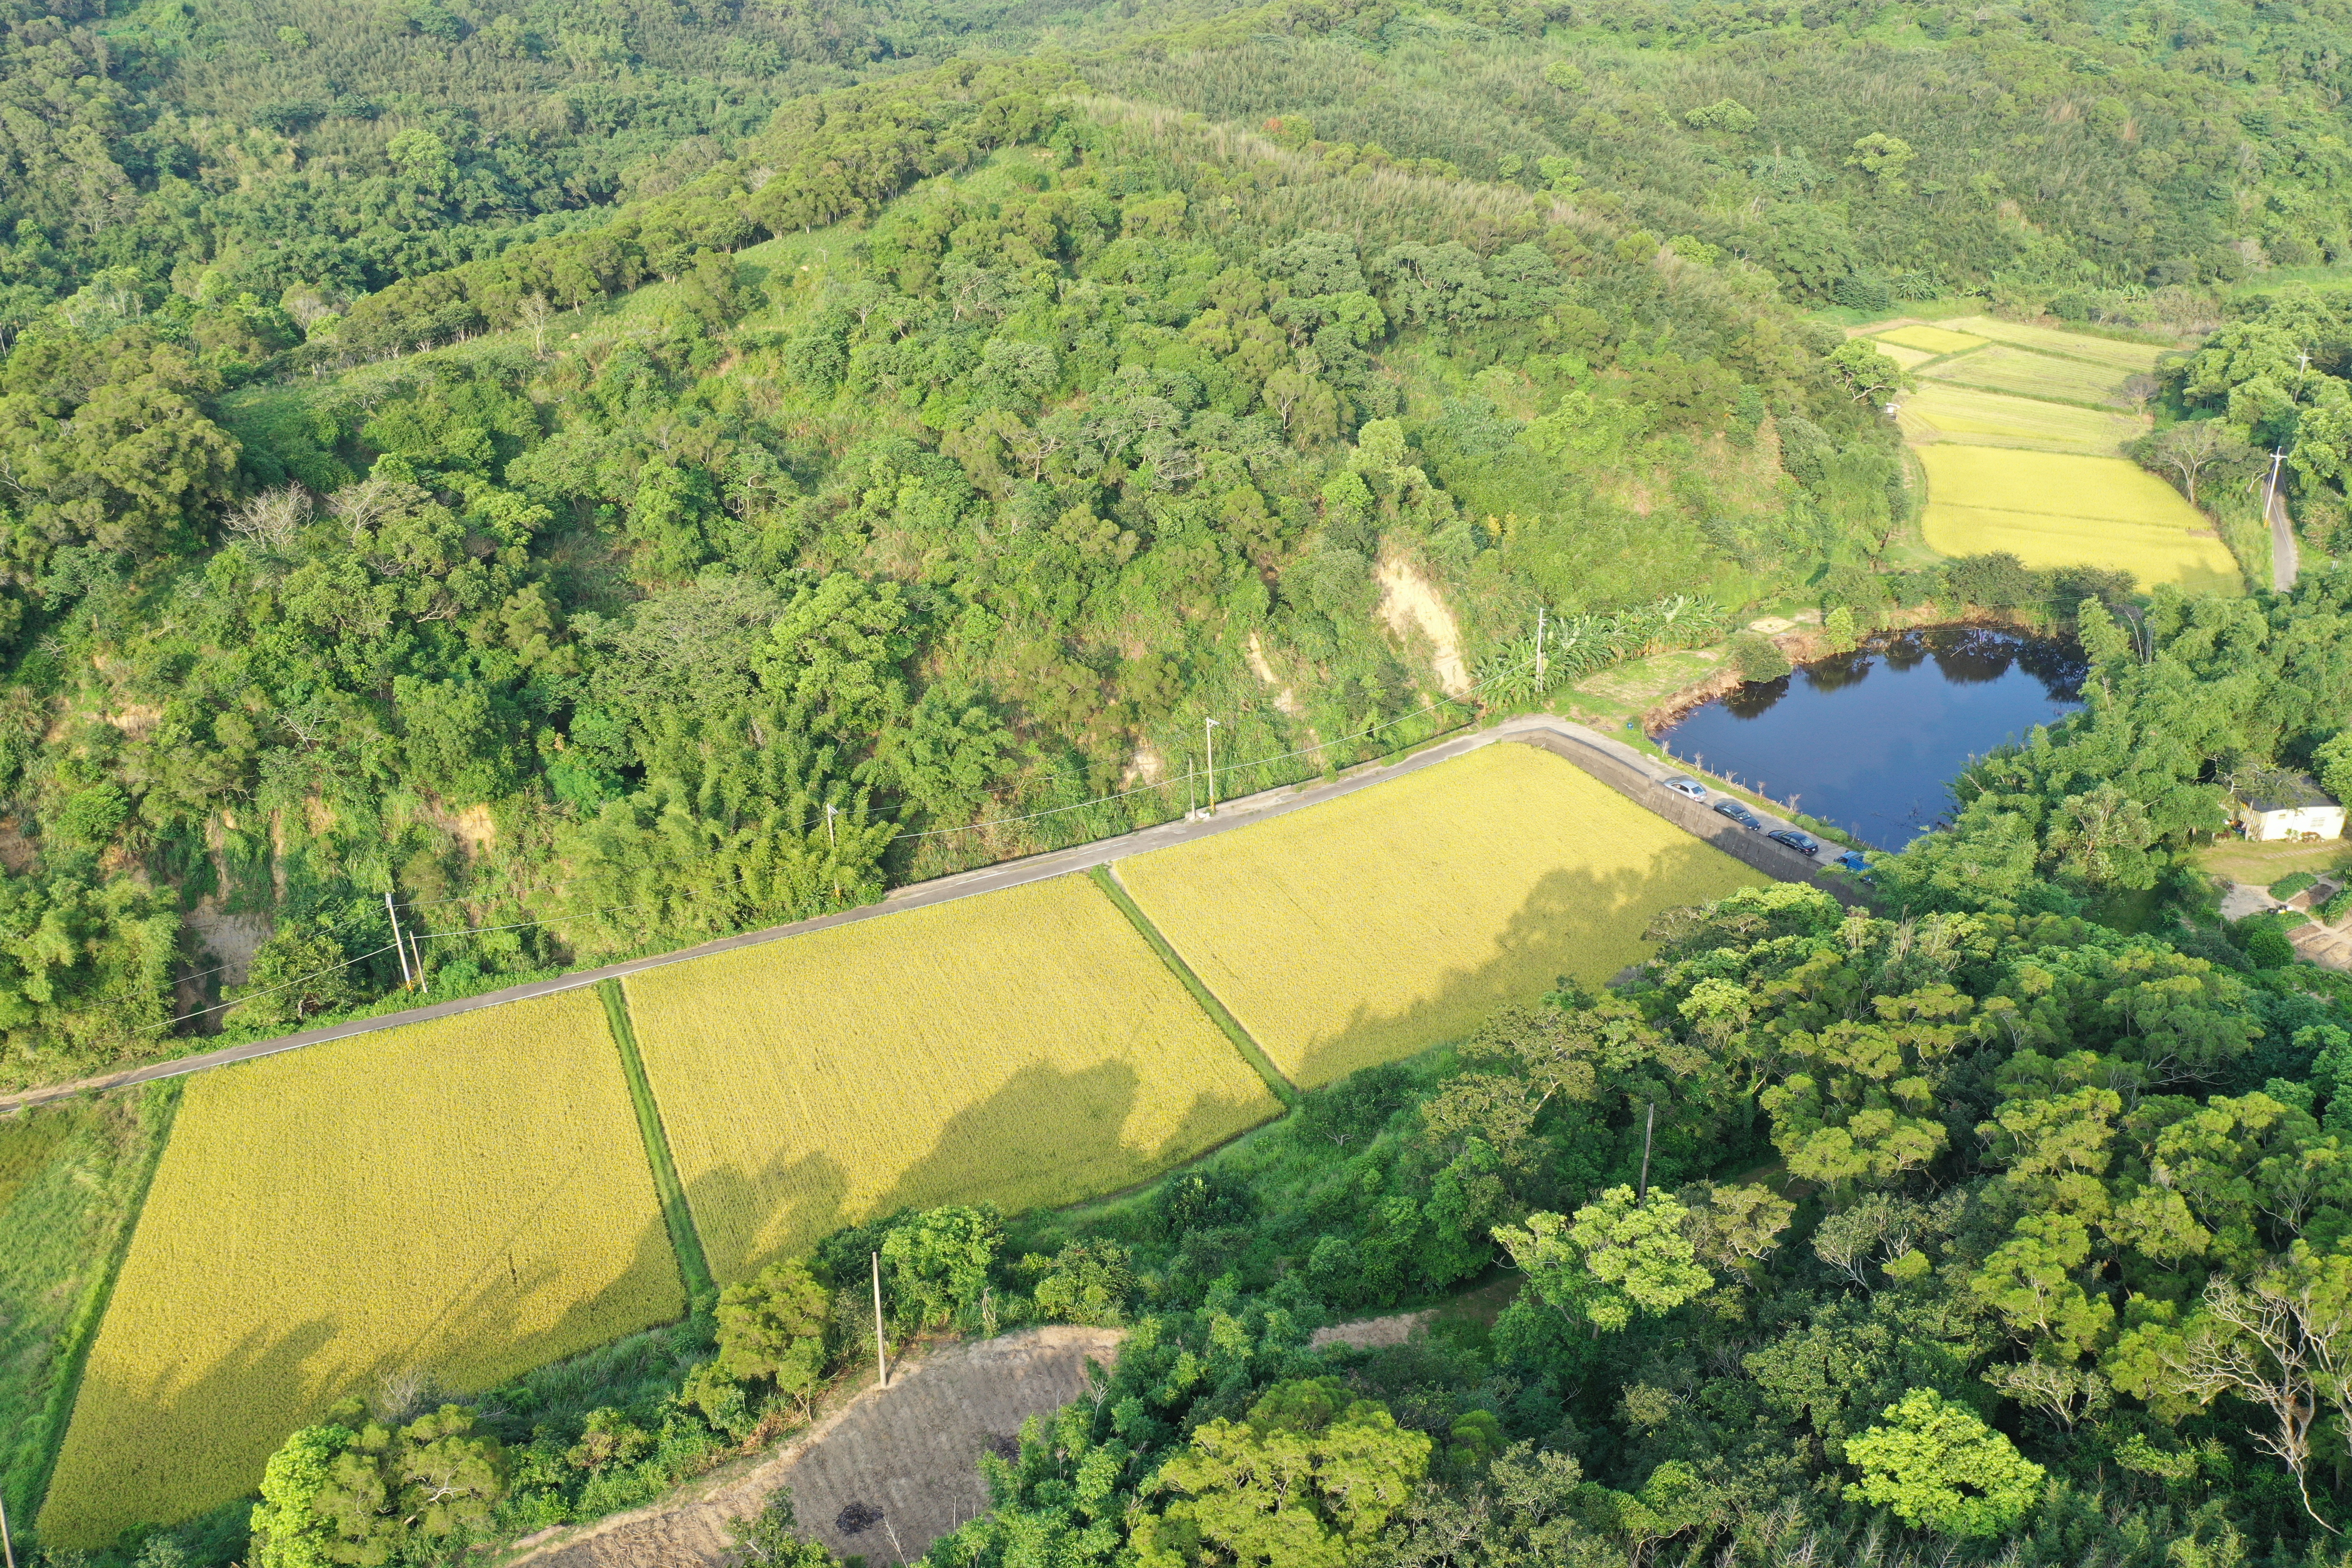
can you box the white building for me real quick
[2236,772,2346,842]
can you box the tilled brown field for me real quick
[517,1326,1124,1568]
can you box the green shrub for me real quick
[2269,870,2319,898]
[2323,887,2352,925]
[2236,914,2301,969]
[1727,631,1791,683]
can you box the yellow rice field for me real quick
[40,990,679,1547]
[1117,744,1770,1089]
[1939,314,2164,373]
[1917,446,2242,592]
[1875,323,1987,355]
[626,874,1281,1284]
[1899,383,2143,456]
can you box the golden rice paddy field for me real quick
[1897,383,2143,456]
[40,990,679,1547]
[625,873,1282,1285]
[1873,340,1939,371]
[1923,344,2139,407]
[1939,314,2164,373]
[1875,322,1988,355]
[1117,744,1769,1089]
[1917,446,2241,592]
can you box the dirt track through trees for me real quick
[517,1327,1124,1568]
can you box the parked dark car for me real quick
[1713,799,1762,830]
[1769,828,1821,856]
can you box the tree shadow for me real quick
[41,1199,684,1547]
[1282,847,1753,1090]
[39,1314,342,1547]
[686,1057,1274,1285]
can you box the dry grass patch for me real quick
[40,990,678,1547]
[1118,744,1770,1089]
[625,873,1280,1286]
[1917,446,2242,593]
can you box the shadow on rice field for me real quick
[682,1058,1279,1285]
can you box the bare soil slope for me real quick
[521,1327,1124,1568]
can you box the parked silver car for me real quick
[1660,775,1708,801]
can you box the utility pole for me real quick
[826,804,842,901]
[1535,605,1547,686]
[2265,446,2287,525]
[385,891,414,990]
[1204,716,1221,817]
[872,1251,888,1388]
[2,1487,17,1568]
[1636,1100,1656,1202]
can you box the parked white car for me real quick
[1660,775,1708,801]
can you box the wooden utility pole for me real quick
[385,891,413,990]
[2,1486,18,1568]
[1535,605,1547,685]
[872,1251,888,1388]
[1204,717,1220,817]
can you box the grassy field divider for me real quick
[21,1081,181,1536]
[599,980,716,1306]
[1089,865,1298,1106]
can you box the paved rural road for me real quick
[2273,483,2300,591]
[0,714,1853,1115]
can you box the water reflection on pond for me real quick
[1660,626,2086,849]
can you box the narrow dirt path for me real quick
[514,1327,1124,1568]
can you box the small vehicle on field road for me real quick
[1713,799,1762,830]
[1769,828,1821,857]
[1660,775,1709,801]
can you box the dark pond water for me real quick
[1659,626,2087,849]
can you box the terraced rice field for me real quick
[1923,344,2140,407]
[1876,323,1988,355]
[1917,447,2241,592]
[1939,314,2163,373]
[1117,744,1769,1089]
[40,990,679,1547]
[1898,383,2143,456]
[625,873,1281,1285]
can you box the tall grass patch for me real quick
[40,989,680,1547]
[1117,744,1769,1090]
[1923,345,2141,407]
[1875,323,1988,355]
[1899,384,2143,456]
[1917,447,2242,592]
[1939,315,2165,372]
[624,873,1283,1285]
[0,1091,170,1541]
